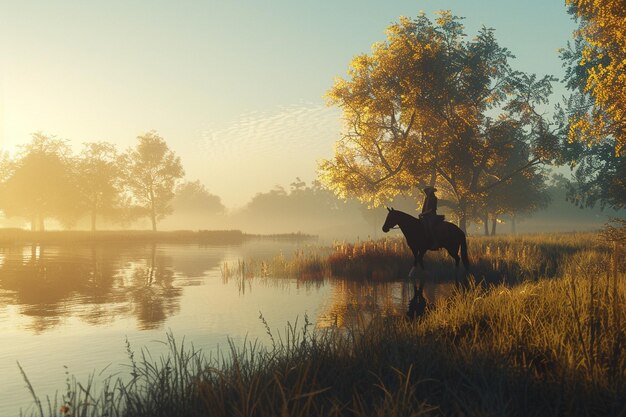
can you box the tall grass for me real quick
[225,233,611,284]
[21,233,625,417]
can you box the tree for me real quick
[233,179,369,235]
[122,131,184,231]
[560,0,626,209]
[76,142,125,231]
[319,12,558,232]
[172,180,225,215]
[563,0,625,156]
[0,133,79,230]
[481,150,551,235]
[475,132,551,235]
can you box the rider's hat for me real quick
[423,186,437,193]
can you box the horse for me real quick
[382,207,470,281]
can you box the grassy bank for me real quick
[22,235,625,417]
[224,232,613,284]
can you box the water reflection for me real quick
[0,243,220,332]
[0,241,460,334]
[317,278,458,328]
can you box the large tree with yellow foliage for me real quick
[319,12,558,231]
[564,0,625,156]
[561,0,625,209]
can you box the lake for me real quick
[0,239,454,416]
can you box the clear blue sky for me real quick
[0,1,577,207]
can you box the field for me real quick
[22,232,625,417]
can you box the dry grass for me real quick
[21,233,626,417]
[226,232,612,284]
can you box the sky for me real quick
[0,0,577,207]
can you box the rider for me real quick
[419,186,439,249]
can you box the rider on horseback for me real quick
[419,186,439,249]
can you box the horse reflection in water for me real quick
[406,282,428,320]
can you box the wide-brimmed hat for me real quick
[423,186,437,193]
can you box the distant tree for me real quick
[319,12,559,232]
[76,142,125,231]
[560,0,625,209]
[0,152,11,222]
[561,139,625,210]
[122,131,184,231]
[289,177,307,192]
[172,180,224,215]
[0,133,79,230]
[481,140,551,235]
[234,179,369,234]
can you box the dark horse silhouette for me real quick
[406,282,428,320]
[382,207,469,280]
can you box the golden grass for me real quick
[21,233,626,416]
[225,232,612,284]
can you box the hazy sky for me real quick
[1,1,576,207]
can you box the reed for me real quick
[20,233,625,417]
[224,232,611,284]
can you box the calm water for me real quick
[0,240,453,416]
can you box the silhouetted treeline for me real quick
[227,178,377,236]
[0,131,185,231]
[0,133,617,238]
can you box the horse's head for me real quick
[382,207,398,233]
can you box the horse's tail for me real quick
[460,233,470,270]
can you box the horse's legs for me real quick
[446,245,461,284]
[408,251,425,284]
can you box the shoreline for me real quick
[0,229,317,245]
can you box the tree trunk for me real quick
[149,188,157,232]
[38,214,45,232]
[491,215,497,236]
[151,204,157,232]
[31,217,36,231]
[484,213,489,236]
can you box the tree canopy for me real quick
[172,180,225,215]
[319,12,558,231]
[76,142,125,231]
[121,131,185,231]
[0,133,78,230]
[560,0,625,209]
[563,0,625,156]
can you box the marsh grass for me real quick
[22,250,625,416]
[225,233,612,284]
[21,233,625,417]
